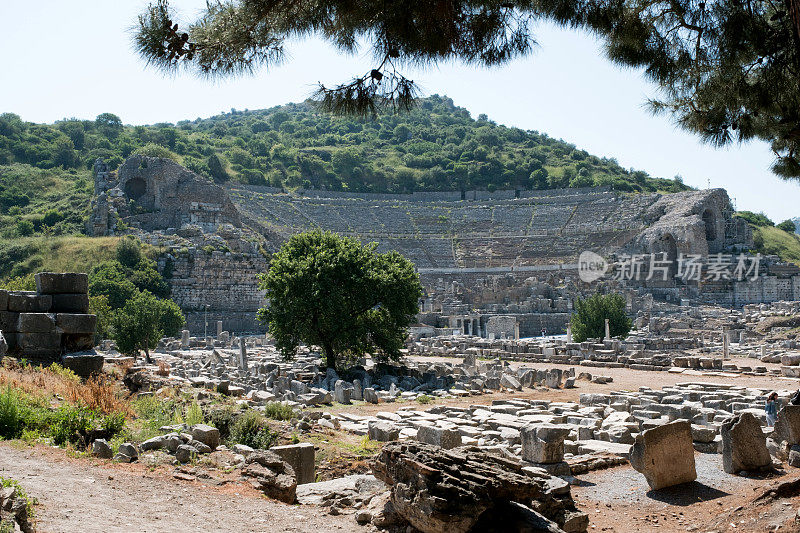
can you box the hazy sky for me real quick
[1,1,796,220]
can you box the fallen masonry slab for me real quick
[629,420,697,490]
[372,442,587,533]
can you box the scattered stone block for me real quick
[271,442,315,485]
[721,413,772,474]
[416,425,462,449]
[368,420,400,442]
[521,424,571,464]
[629,420,697,490]
[191,424,221,449]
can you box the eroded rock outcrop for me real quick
[371,442,587,533]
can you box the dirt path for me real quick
[571,453,800,532]
[0,444,355,533]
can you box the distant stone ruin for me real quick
[87,156,794,337]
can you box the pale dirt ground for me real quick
[0,444,356,533]
[7,357,800,533]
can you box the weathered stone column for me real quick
[216,320,223,337]
[604,319,610,340]
[181,329,190,349]
[239,339,248,371]
[566,323,573,343]
[722,327,730,359]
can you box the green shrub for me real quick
[15,219,34,236]
[571,292,632,342]
[229,410,277,449]
[777,220,797,233]
[116,237,142,269]
[206,406,238,440]
[49,404,94,446]
[262,402,294,421]
[416,394,434,405]
[185,401,204,426]
[0,388,25,439]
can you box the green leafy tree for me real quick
[257,231,422,371]
[89,262,139,309]
[778,220,797,233]
[95,113,123,140]
[111,290,185,363]
[116,237,143,268]
[207,153,228,182]
[571,292,632,343]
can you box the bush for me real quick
[0,388,25,439]
[571,292,632,342]
[777,220,797,233]
[15,219,34,237]
[736,211,774,227]
[229,410,278,449]
[206,406,238,440]
[262,402,294,421]
[416,394,434,405]
[116,237,142,269]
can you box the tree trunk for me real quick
[144,346,153,364]
[322,341,337,372]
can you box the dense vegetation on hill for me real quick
[1,95,687,199]
[0,95,691,280]
[735,211,800,265]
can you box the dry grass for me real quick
[0,360,131,416]
[156,361,171,377]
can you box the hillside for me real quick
[0,95,691,279]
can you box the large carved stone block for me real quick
[721,413,771,474]
[35,272,89,295]
[629,420,697,490]
[773,406,800,446]
[521,423,571,464]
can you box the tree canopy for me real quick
[571,292,632,342]
[257,231,422,371]
[111,290,185,364]
[134,0,800,180]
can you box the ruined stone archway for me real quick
[124,177,147,200]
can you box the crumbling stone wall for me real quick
[0,273,96,364]
[161,250,268,334]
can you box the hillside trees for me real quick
[134,0,800,180]
[257,231,422,372]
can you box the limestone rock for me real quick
[242,450,297,503]
[371,442,586,533]
[369,420,400,442]
[190,424,221,450]
[91,438,113,459]
[721,413,772,474]
[270,443,315,485]
[629,420,697,490]
[521,424,571,464]
[773,406,800,446]
[416,425,462,449]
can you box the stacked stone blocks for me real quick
[0,273,96,363]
